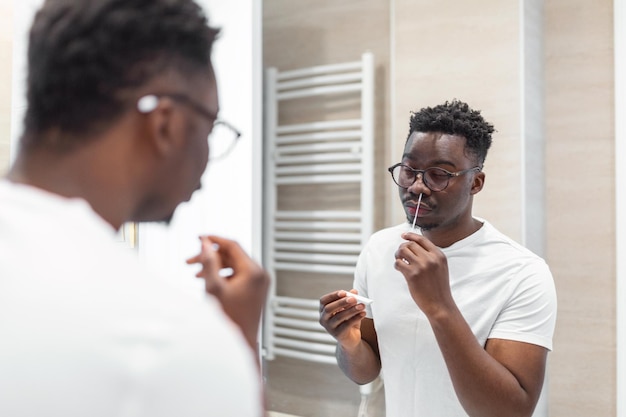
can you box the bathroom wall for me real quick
[544,0,616,414]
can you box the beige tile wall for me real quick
[0,2,13,175]
[545,0,616,415]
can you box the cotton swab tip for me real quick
[344,292,374,305]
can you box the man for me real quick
[0,1,268,416]
[319,100,557,417]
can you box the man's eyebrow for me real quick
[430,159,458,168]
[400,154,458,168]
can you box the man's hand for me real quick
[394,231,455,316]
[319,290,367,349]
[186,235,269,352]
[319,290,380,384]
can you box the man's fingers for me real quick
[203,235,247,271]
[401,232,438,252]
[319,290,348,307]
[320,295,359,324]
[185,254,200,264]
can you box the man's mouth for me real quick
[405,201,431,217]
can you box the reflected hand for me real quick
[319,290,366,350]
[186,235,270,351]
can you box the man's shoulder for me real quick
[480,220,546,260]
[473,221,553,284]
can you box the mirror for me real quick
[261,1,619,416]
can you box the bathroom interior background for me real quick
[1,1,623,416]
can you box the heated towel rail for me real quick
[262,53,378,415]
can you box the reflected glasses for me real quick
[388,163,481,192]
[137,94,241,160]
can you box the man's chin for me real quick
[419,222,438,231]
[405,218,436,231]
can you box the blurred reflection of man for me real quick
[0,1,268,416]
[320,100,556,417]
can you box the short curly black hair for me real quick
[22,0,219,150]
[407,99,494,165]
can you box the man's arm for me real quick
[396,232,549,417]
[319,291,381,384]
[429,306,548,417]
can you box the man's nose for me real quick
[407,172,430,194]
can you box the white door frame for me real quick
[616,0,625,415]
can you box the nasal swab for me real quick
[344,291,374,305]
[411,193,423,231]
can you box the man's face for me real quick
[176,74,218,207]
[137,71,219,224]
[399,131,483,234]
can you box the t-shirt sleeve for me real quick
[353,244,374,318]
[488,261,557,350]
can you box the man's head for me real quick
[22,0,219,151]
[15,0,222,227]
[393,100,494,243]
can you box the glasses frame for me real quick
[137,93,241,160]
[387,163,481,192]
[206,119,242,161]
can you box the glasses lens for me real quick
[208,121,239,160]
[423,167,450,191]
[391,165,413,188]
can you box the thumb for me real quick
[196,236,223,296]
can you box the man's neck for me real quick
[7,147,134,230]
[421,217,483,248]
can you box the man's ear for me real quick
[142,97,181,156]
[470,171,485,195]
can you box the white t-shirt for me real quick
[0,180,262,417]
[354,221,557,417]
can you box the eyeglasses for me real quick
[388,163,481,192]
[137,93,241,160]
